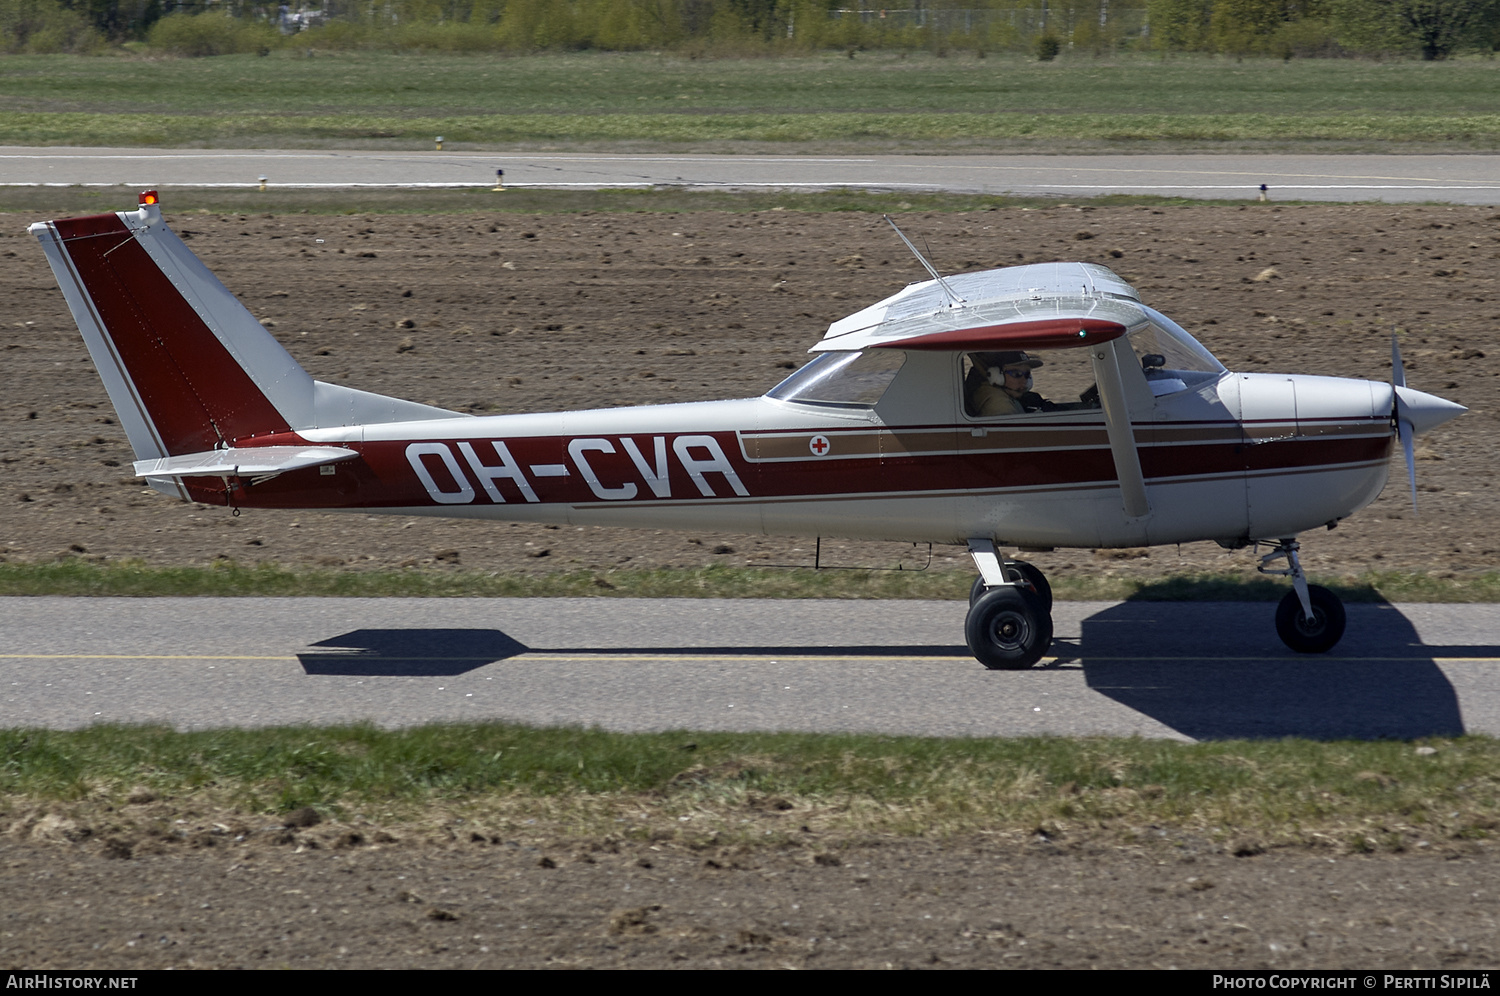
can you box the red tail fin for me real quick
[33,196,461,472]
[40,208,292,456]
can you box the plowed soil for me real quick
[1,202,1495,581]
[2,833,1496,970]
[3,201,1499,970]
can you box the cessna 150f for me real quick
[31,192,1466,669]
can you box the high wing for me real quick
[813,261,1139,352]
[814,262,1152,516]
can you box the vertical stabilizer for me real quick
[32,198,309,459]
[31,194,462,469]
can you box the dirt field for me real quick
[1,201,1495,583]
[2,832,1496,970]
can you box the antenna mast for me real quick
[883,215,964,308]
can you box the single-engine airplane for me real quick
[31,192,1467,668]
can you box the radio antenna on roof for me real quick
[883,215,964,308]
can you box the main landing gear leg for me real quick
[965,539,1054,670]
[1259,538,1347,654]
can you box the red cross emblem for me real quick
[809,434,831,456]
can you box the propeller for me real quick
[1391,334,1417,514]
[1390,333,1468,516]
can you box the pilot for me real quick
[968,351,1049,416]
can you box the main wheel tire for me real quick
[1274,585,1346,654]
[969,562,1053,611]
[1008,561,1052,612]
[966,586,1054,670]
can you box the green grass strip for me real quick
[7,110,1500,149]
[2,559,1498,602]
[4,723,1496,850]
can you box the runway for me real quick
[2,597,1495,740]
[4,149,1500,203]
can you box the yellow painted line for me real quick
[0,654,960,660]
[0,654,295,660]
[507,654,971,663]
[3,653,1496,664]
[1073,656,1500,664]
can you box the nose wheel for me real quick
[1260,538,1346,653]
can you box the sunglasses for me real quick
[1002,369,1033,378]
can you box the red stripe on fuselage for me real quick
[52,213,290,455]
[205,424,1393,511]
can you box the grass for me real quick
[7,110,1500,150]
[4,723,1496,851]
[4,51,1500,150]
[3,558,1500,603]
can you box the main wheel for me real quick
[969,561,1053,611]
[1274,585,1346,653]
[966,586,1054,670]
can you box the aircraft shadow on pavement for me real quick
[298,629,529,676]
[297,628,971,676]
[1076,600,1473,740]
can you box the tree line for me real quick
[2,0,1495,59]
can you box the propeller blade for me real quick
[1397,403,1418,516]
[1391,334,1419,515]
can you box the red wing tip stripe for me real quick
[878,318,1128,352]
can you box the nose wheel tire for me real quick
[966,586,1054,670]
[1274,585,1346,654]
[969,561,1053,612]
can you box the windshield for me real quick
[1129,306,1226,396]
[766,351,906,408]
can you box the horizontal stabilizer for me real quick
[133,445,359,479]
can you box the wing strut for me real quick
[1091,337,1151,518]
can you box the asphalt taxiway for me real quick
[1,597,1495,739]
[4,149,1500,203]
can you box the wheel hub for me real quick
[990,612,1030,650]
[1294,609,1327,636]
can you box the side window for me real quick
[962,350,1102,419]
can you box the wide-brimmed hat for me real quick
[976,350,1044,371]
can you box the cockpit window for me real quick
[1128,308,1226,397]
[767,350,906,408]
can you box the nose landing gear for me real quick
[1260,538,1346,653]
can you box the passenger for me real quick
[967,351,1049,417]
